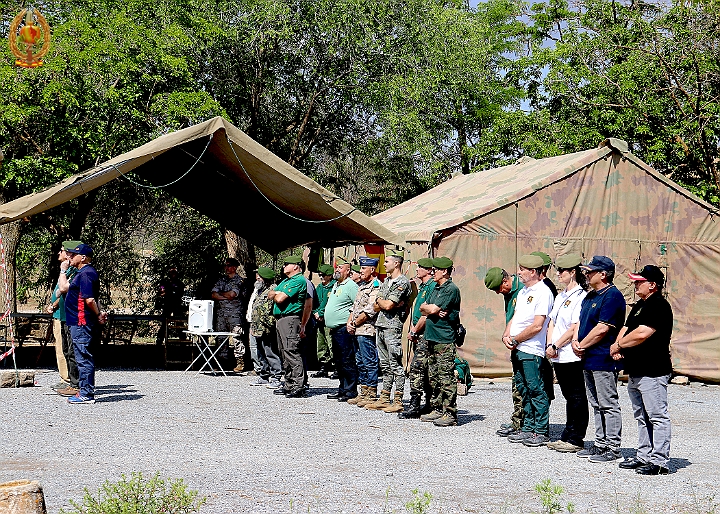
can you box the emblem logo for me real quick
[527,296,533,304]
[9,8,51,68]
[564,300,571,307]
[592,303,597,308]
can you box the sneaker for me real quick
[67,393,95,405]
[266,379,282,389]
[588,449,623,463]
[507,431,533,443]
[57,386,79,397]
[496,426,517,437]
[546,440,562,450]
[273,387,289,395]
[311,370,328,378]
[523,433,550,447]
[553,441,584,453]
[285,389,307,398]
[249,377,269,386]
[577,445,605,458]
[51,381,69,390]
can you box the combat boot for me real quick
[420,409,443,422]
[364,389,391,410]
[356,386,377,407]
[381,392,405,413]
[398,392,422,419]
[347,385,367,405]
[433,412,458,427]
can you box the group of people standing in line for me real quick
[484,252,673,476]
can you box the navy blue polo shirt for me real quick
[65,265,100,327]
[578,284,626,371]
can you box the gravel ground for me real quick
[1,369,718,513]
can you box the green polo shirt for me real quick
[412,278,436,325]
[313,279,336,317]
[503,275,522,324]
[272,273,307,317]
[324,278,359,329]
[424,278,461,344]
[50,267,78,323]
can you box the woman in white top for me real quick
[545,254,589,453]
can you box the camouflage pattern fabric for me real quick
[376,326,405,393]
[250,286,276,337]
[351,278,381,336]
[428,342,458,417]
[212,274,245,316]
[375,274,412,330]
[408,335,431,397]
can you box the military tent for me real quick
[373,139,720,382]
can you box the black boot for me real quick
[420,389,433,414]
[398,392,422,419]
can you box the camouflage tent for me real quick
[373,139,720,382]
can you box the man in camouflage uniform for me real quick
[346,257,381,407]
[419,257,462,427]
[485,267,525,437]
[367,249,411,413]
[211,258,246,370]
[249,267,283,389]
[311,264,336,378]
[399,257,436,419]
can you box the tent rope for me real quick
[114,134,214,189]
[225,134,358,224]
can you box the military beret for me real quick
[484,267,504,290]
[432,256,453,269]
[386,249,404,258]
[417,257,434,269]
[283,255,302,265]
[351,265,361,273]
[62,240,83,251]
[257,267,276,280]
[318,264,335,276]
[531,251,552,266]
[555,253,582,269]
[518,254,544,269]
[335,255,350,265]
[359,256,379,267]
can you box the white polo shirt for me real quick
[548,285,586,363]
[509,280,554,357]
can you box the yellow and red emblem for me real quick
[8,8,51,68]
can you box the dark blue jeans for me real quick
[69,324,99,399]
[330,326,358,397]
[355,335,379,388]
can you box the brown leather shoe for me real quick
[57,386,79,397]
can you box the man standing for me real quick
[611,265,672,475]
[269,256,308,398]
[324,256,360,401]
[399,257,436,419]
[211,258,245,371]
[347,257,381,406]
[312,264,336,378]
[502,255,555,446]
[367,249,411,413]
[63,243,107,404]
[572,256,626,463]
[484,267,524,436]
[155,265,185,345]
[249,267,283,389]
[418,257,461,427]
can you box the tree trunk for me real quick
[0,220,21,315]
[224,229,256,279]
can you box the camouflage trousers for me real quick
[376,326,405,393]
[428,341,457,417]
[408,335,432,400]
[316,324,333,366]
[510,351,525,430]
[217,313,244,359]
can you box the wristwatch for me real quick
[550,344,557,351]
[511,337,517,346]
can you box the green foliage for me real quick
[534,479,575,514]
[405,488,432,514]
[59,471,206,514]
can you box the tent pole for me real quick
[514,203,519,268]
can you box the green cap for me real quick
[335,255,350,265]
[62,240,83,251]
[417,257,434,269]
[432,256,453,269]
[283,255,302,265]
[257,267,275,280]
[351,265,361,273]
[555,253,582,269]
[484,267,504,290]
[518,254,544,269]
[386,249,404,258]
[531,251,552,266]
[318,264,335,276]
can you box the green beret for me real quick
[351,265,361,273]
[335,255,350,265]
[386,249,404,258]
[555,253,581,269]
[283,255,302,265]
[531,251,552,266]
[62,240,83,251]
[417,257,434,269]
[257,267,275,280]
[484,267,504,290]
[432,256,453,269]
[518,254,544,269]
[318,264,335,276]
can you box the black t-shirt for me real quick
[622,293,673,377]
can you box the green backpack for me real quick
[454,357,473,395]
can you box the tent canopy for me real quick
[0,117,400,254]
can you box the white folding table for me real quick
[183,330,235,376]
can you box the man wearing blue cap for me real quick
[64,243,107,404]
[573,255,626,463]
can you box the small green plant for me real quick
[535,479,575,514]
[405,488,432,514]
[60,471,206,514]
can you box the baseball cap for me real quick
[581,255,615,272]
[628,265,664,285]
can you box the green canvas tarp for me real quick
[373,139,720,382]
